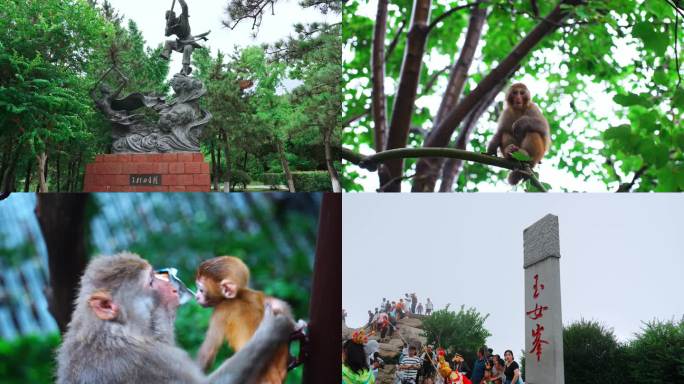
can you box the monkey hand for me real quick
[263,302,296,342]
[503,144,519,158]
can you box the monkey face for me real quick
[150,269,181,310]
[507,85,530,111]
[194,278,213,307]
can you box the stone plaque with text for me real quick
[130,174,162,186]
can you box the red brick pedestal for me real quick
[83,153,211,192]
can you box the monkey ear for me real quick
[88,291,119,320]
[219,279,238,299]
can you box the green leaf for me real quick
[673,88,684,110]
[632,21,669,57]
[603,125,632,141]
[613,92,653,108]
[511,150,532,162]
[640,141,669,169]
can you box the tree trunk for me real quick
[37,152,49,193]
[372,0,389,152]
[302,193,341,384]
[222,129,231,191]
[72,154,82,192]
[276,139,296,192]
[324,126,342,192]
[23,160,33,192]
[56,151,61,192]
[35,194,90,334]
[210,138,219,191]
[381,0,432,191]
[0,136,19,199]
[414,2,487,192]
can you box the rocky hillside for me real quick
[343,314,428,384]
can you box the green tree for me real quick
[624,317,684,383]
[0,0,169,194]
[421,305,491,363]
[342,0,684,192]
[563,319,627,384]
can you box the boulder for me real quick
[378,341,401,359]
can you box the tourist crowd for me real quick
[343,335,523,384]
[342,294,523,384]
[360,294,435,341]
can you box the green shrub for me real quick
[230,170,251,191]
[262,171,331,191]
[563,319,626,384]
[263,173,286,190]
[0,333,60,383]
[292,171,332,192]
[624,317,684,383]
[422,306,491,365]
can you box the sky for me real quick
[342,0,643,192]
[342,194,684,357]
[106,0,339,79]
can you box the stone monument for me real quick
[523,214,565,384]
[84,0,212,192]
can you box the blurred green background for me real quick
[0,193,321,383]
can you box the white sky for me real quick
[342,194,684,357]
[343,0,643,192]
[106,0,339,78]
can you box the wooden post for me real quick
[303,193,341,383]
[35,194,90,333]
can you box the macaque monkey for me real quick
[195,256,290,383]
[486,83,551,185]
[57,252,293,384]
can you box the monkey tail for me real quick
[508,170,526,185]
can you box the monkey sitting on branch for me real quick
[56,252,293,384]
[486,83,551,185]
[195,256,290,383]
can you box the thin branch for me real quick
[421,65,452,96]
[616,165,648,192]
[386,21,407,60]
[343,109,370,127]
[666,0,684,18]
[434,0,488,127]
[530,0,539,18]
[672,0,682,88]
[439,79,506,192]
[427,2,480,33]
[341,147,547,191]
[378,173,416,191]
[344,147,523,171]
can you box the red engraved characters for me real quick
[527,273,549,361]
[526,303,549,320]
[530,324,549,361]
[532,273,545,299]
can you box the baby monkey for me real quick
[195,256,289,383]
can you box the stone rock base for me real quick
[83,153,211,192]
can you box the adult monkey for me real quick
[56,252,293,384]
[486,83,550,185]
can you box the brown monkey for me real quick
[57,252,293,384]
[195,256,289,383]
[486,83,550,185]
